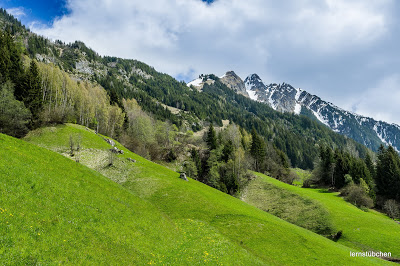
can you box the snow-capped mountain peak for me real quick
[243,73,400,152]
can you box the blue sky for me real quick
[2,0,400,125]
[0,0,68,25]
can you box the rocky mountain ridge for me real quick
[244,73,400,152]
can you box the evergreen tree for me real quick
[0,31,23,85]
[320,146,335,186]
[332,149,350,189]
[250,128,265,172]
[191,148,202,178]
[222,140,234,162]
[376,145,400,201]
[22,60,43,122]
[365,153,376,179]
[206,124,217,150]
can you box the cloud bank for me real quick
[31,0,400,124]
[6,7,27,19]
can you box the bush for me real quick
[302,178,312,188]
[0,81,31,137]
[383,199,400,219]
[340,184,374,209]
[278,170,298,185]
[302,174,320,188]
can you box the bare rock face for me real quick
[76,60,93,75]
[220,71,249,98]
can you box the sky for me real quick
[2,0,400,125]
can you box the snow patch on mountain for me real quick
[295,88,302,101]
[294,103,301,115]
[188,78,203,87]
[246,87,258,101]
[244,78,259,101]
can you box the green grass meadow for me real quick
[0,124,391,264]
[245,172,400,260]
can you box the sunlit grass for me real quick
[13,123,391,264]
[250,172,400,259]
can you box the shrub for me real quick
[0,81,31,137]
[278,170,298,185]
[341,184,374,209]
[302,174,320,188]
[383,199,400,219]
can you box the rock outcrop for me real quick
[220,71,249,97]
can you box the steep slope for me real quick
[244,74,400,152]
[243,172,400,261]
[22,124,388,265]
[0,133,189,264]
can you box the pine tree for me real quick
[364,153,376,179]
[333,149,350,189]
[22,60,43,122]
[206,124,217,150]
[320,146,335,186]
[250,128,265,172]
[376,146,400,201]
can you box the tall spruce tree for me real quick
[365,153,376,179]
[320,146,335,186]
[333,149,350,189]
[206,124,217,150]
[250,128,265,172]
[376,145,400,201]
[23,60,43,122]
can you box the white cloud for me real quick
[290,0,389,52]
[32,0,391,79]
[6,7,26,19]
[30,0,399,125]
[352,75,400,125]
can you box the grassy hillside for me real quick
[2,131,263,265]
[241,179,336,235]
[243,172,400,261]
[20,124,391,264]
[1,132,178,264]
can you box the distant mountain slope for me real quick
[244,73,400,152]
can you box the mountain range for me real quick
[189,71,400,153]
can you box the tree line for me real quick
[309,145,400,217]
